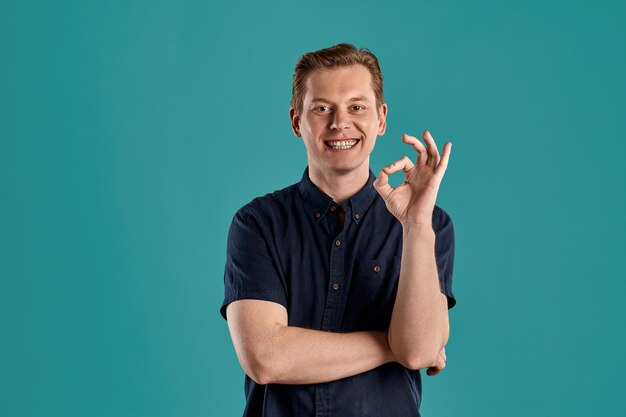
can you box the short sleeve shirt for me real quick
[221,167,456,417]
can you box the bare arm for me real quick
[389,224,449,369]
[226,299,395,385]
[374,130,452,370]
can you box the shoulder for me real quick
[227,183,300,249]
[432,205,453,230]
[233,182,300,225]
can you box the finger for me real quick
[422,130,440,167]
[401,134,428,166]
[435,142,452,177]
[373,169,393,200]
[426,351,446,376]
[436,350,445,364]
[426,367,441,376]
[382,155,415,176]
[426,360,445,376]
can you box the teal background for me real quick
[2,0,625,415]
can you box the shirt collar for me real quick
[297,167,378,225]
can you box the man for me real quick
[220,43,455,417]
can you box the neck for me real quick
[308,162,370,204]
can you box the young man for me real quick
[221,43,456,417]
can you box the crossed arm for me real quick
[226,131,452,385]
[226,300,394,385]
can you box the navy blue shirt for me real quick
[221,167,456,417]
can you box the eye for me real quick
[351,105,365,111]
[314,105,331,113]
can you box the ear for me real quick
[377,103,388,136]
[290,107,302,137]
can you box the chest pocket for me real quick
[344,256,402,331]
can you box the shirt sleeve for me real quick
[433,206,456,309]
[220,206,288,320]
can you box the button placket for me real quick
[321,227,345,332]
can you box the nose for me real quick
[329,107,351,131]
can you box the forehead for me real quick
[303,65,375,103]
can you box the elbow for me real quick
[389,336,446,371]
[241,351,283,385]
[246,366,273,385]
[394,349,439,371]
[403,354,438,371]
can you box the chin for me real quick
[325,160,369,175]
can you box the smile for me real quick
[324,139,360,150]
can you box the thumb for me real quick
[374,169,393,200]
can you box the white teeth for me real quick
[327,140,358,150]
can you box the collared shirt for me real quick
[221,167,456,417]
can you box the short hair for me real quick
[291,43,385,114]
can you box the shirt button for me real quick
[330,205,337,212]
[373,265,381,273]
[315,212,321,219]
[354,213,361,220]
[335,239,341,247]
[332,283,340,290]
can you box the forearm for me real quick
[388,223,449,370]
[255,326,393,385]
[227,300,394,385]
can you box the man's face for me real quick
[290,64,387,176]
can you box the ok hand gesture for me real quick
[373,130,451,228]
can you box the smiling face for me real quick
[290,64,387,178]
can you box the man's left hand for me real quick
[374,130,451,228]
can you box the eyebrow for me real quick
[347,96,370,102]
[310,96,372,103]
